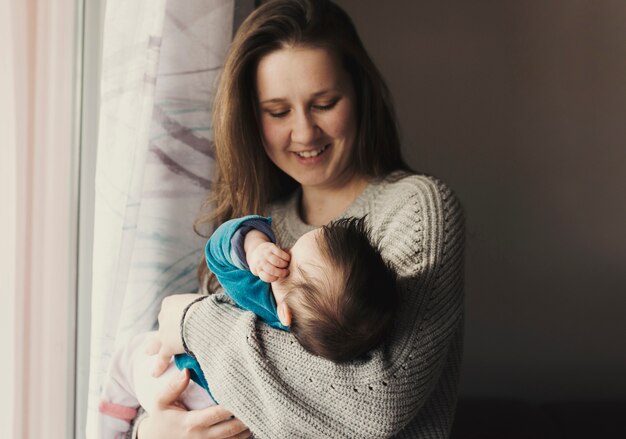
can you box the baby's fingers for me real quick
[258,270,279,283]
[260,261,289,278]
[270,246,291,263]
[264,252,290,269]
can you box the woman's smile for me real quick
[294,143,329,159]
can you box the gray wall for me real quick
[336,0,626,401]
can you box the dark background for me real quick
[335,0,626,404]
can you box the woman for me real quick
[134,0,464,438]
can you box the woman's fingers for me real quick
[152,353,172,377]
[187,405,234,428]
[137,371,253,439]
[156,369,190,409]
[206,419,250,439]
[144,335,161,355]
[228,430,252,439]
[145,333,173,377]
[177,405,251,439]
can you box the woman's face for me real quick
[256,46,358,191]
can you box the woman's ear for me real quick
[277,301,292,327]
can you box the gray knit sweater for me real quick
[181,171,465,438]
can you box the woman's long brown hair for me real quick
[195,0,409,289]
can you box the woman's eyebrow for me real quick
[259,89,339,105]
[311,89,335,97]
[259,97,287,104]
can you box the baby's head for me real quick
[272,217,398,362]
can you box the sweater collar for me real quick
[280,173,395,240]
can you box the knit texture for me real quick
[183,171,465,438]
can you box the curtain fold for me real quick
[86,1,240,437]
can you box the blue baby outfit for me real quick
[174,215,288,402]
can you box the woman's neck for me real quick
[299,175,369,226]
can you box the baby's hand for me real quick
[248,241,290,283]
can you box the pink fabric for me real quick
[98,401,138,422]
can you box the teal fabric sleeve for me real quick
[205,215,287,330]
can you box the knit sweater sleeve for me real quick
[182,175,465,438]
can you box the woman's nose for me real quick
[291,110,318,145]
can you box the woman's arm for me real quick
[183,175,465,438]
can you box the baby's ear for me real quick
[277,302,292,327]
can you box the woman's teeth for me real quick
[296,145,328,158]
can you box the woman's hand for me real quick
[148,293,202,377]
[137,369,251,439]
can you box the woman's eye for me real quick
[313,100,338,111]
[267,109,290,118]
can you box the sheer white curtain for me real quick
[86,1,240,437]
[0,0,79,438]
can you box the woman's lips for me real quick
[295,144,329,158]
[293,144,331,164]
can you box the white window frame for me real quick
[75,0,106,437]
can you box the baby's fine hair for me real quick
[285,216,398,362]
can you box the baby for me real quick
[99,215,398,437]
